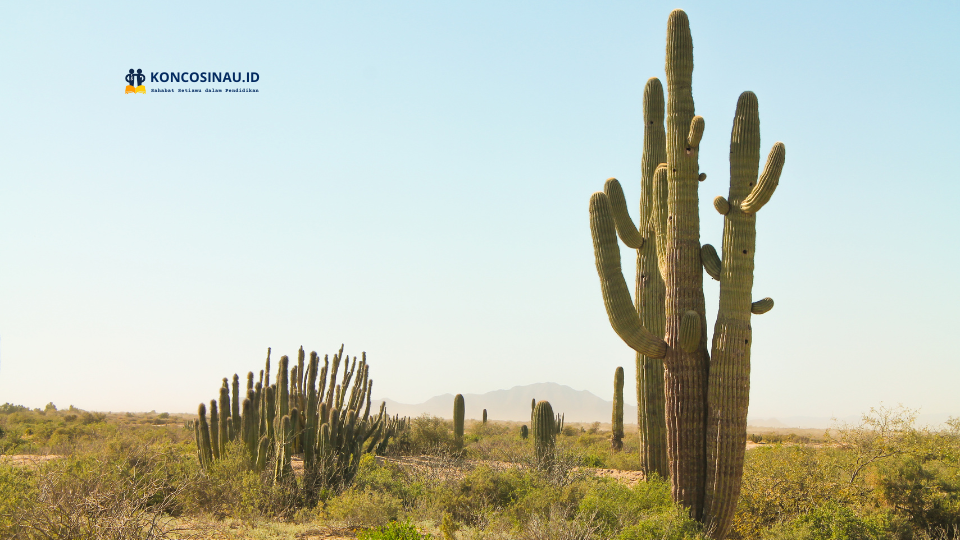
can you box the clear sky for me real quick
[1,1,958,420]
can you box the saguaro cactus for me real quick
[588,10,785,538]
[612,366,624,451]
[531,400,556,469]
[453,394,465,449]
[482,409,487,424]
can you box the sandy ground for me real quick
[0,454,62,468]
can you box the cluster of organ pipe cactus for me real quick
[194,345,401,493]
[531,400,556,470]
[588,9,786,538]
[612,366,624,451]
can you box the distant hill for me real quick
[374,382,637,423]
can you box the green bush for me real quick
[352,454,424,507]
[358,520,433,540]
[327,488,404,528]
[762,504,896,540]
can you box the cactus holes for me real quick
[744,339,749,344]
[742,250,748,254]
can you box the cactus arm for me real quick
[603,178,645,249]
[687,116,705,148]
[679,311,702,353]
[713,196,730,215]
[740,143,785,213]
[590,192,668,359]
[751,297,774,314]
[700,244,721,281]
[649,165,669,277]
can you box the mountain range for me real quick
[375,382,636,424]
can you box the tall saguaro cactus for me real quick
[588,10,785,538]
[612,366,624,451]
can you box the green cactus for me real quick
[520,425,528,440]
[219,381,230,454]
[482,409,487,424]
[232,374,241,438]
[195,346,389,498]
[588,9,785,537]
[531,401,556,470]
[196,403,213,467]
[274,414,294,484]
[612,366,624,451]
[453,394,465,450]
[209,399,222,460]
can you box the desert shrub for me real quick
[434,465,528,526]
[358,520,433,540]
[518,508,601,540]
[10,449,193,540]
[761,504,898,540]
[327,488,404,528]
[576,476,704,539]
[353,454,424,507]
[180,439,295,518]
[874,448,960,532]
[392,415,456,455]
[0,464,38,537]
[732,445,855,538]
[616,506,706,540]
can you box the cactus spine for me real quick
[612,366,624,451]
[531,401,556,469]
[453,394,465,449]
[588,10,785,537]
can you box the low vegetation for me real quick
[1,403,958,539]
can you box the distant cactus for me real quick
[520,425,529,440]
[453,394,465,449]
[196,403,213,467]
[232,374,241,437]
[209,400,220,461]
[532,400,556,469]
[218,382,230,454]
[612,366,624,451]
[482,409,487,424]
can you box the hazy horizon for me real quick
[1,2,958,420]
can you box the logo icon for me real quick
[125,69,146,94]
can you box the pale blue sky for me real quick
[1,2,958,420]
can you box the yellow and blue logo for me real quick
[125,69,146,94]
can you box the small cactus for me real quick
[532,400,556,469]
[612,366,624,451]
[482,409,487,424]
[520,425,529,440]
[453,394,465,449]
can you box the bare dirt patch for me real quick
[0,454,62,468]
